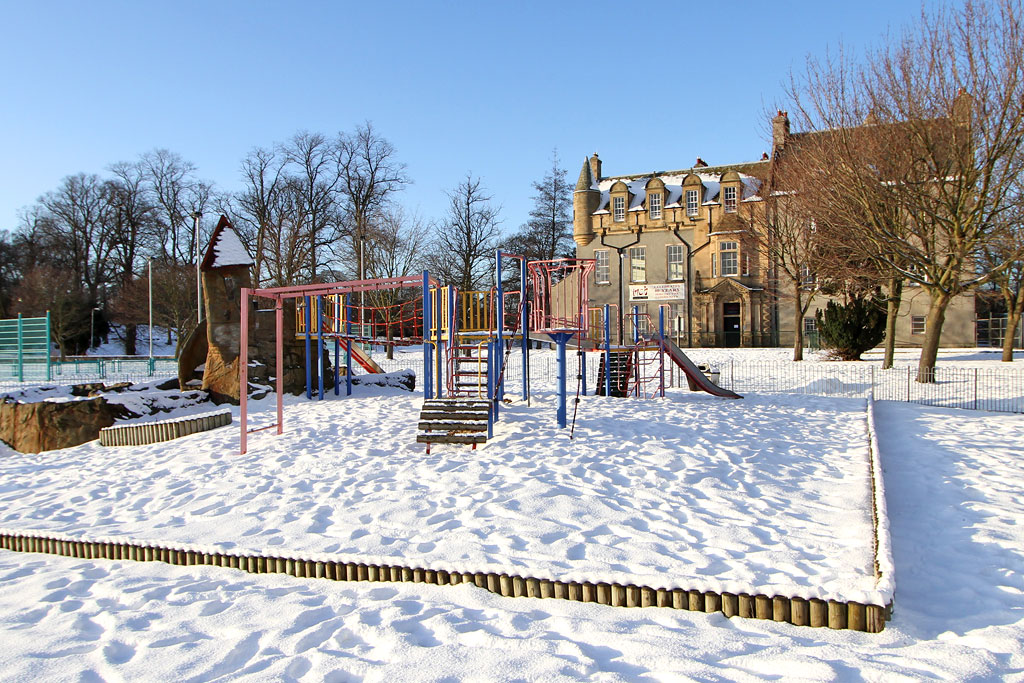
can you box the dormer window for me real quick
[648,192,662,220]
[613,196,625,222]
[685,189,699,217]
[723,186,737,213]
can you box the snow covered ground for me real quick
[87,325,177,357]
[0,400,1022,680]
[1,347,1023,679]
[0,387,884,605]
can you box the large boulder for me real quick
[0,397,131,453]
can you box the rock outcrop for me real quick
[184,216,332,404]
[0,397,132,453]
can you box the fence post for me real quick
[974,368,978,411]
[906,366,911,403]
[17,313,23,383]
[870,365,875,400]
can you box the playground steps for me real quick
[449,345,489,398]
[416,399,491,451]
[596,351,633,398]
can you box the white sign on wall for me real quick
[629,283,686,301]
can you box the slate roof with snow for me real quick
[591,168,764,215]
[201,216,255,271]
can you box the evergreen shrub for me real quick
[815,296,886,360]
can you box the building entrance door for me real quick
[723,302,741,347]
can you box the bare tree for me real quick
[785,0,1024,381]
[107,160,157,354]
[12,266,91,359]
[263,178,314,287]
[982,212,1024,361]
[336,122,410,280]
[141,149,213,265]
[235,145,288,287]
[750,191,820,360]
[284,132,342,282]
[111,260,200,354]
[363,205,428,357]
[781,124,910,368]
[430,174,501,291]
[38,173,116,301]
[0,230,25,318]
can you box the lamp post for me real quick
[148,257,154,361]
[90,305,101,353]
[193,211,203,325]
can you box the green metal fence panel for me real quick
[0,313,51,382]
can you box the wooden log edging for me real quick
[866,391,896,627]
[99,410,232,447]
[0,530,887,632]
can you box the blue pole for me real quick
[521,299,529,400]
[554,333,569,428]
[304,296,312,399]
[422,271,432,399]
[317,295,325,400]
[487,340,495,439]
[334,337,340,396]
[346,298,353,397]
[604,305,611,397]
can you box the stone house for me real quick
[571,112,977,348]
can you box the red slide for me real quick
[652,334,742,399]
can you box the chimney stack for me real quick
[772,110,790,155]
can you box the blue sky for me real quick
[0,1,924,237]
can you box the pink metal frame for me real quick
[239,275,438,455]
[527,258,596,334]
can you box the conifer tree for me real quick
[815,296,886,360]
[504,150,572,262]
